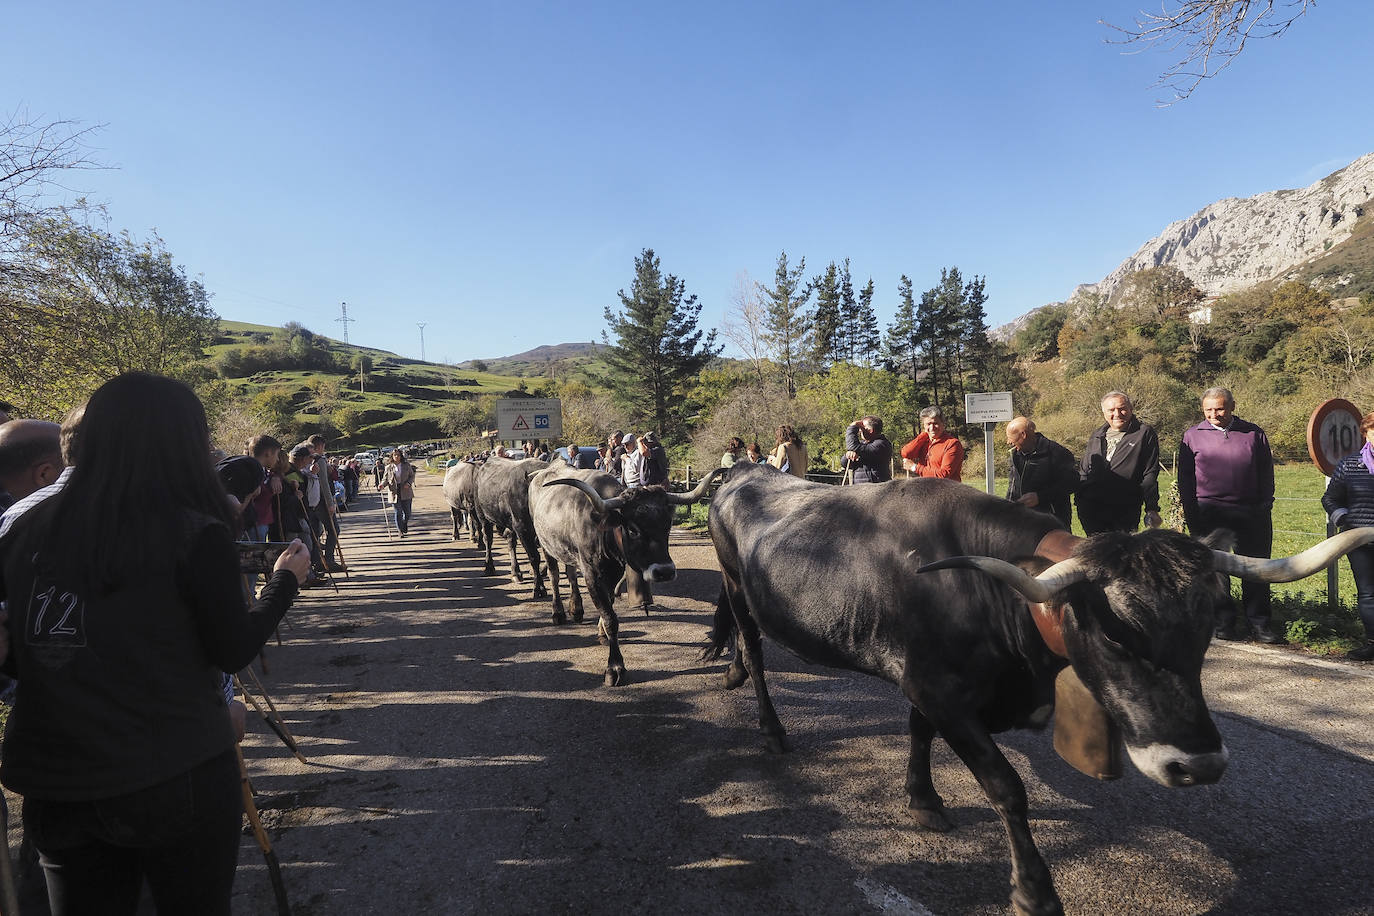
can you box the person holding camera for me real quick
[844,416,892,483]
[0,372,310,915]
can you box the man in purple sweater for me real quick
[1178,387,1280,644]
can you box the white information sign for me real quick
[964,391,1014,424]
[495,398,563,440]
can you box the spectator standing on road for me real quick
[621,433,644,488]
[0,371,309,915]
[844,416,893,483]
[305,435,343,571]
[1005,417,1077,527]
[1077,391,1163,534]
[721,437,745,468]
[768,426,809,478]
[900,407,964,480]
[0,420,63,519]
[1178,387,1281,644]
[384,447,417,536]
[1321,410,1374,661]
[606,431,626,481]
[641,431,669,485]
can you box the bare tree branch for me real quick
[1103,0,1314,104]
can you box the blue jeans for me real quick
[395,498,413,534]
[24,748,242,916]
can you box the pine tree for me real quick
[601,248,721,438]
[885,275,921,387]
[811,262,841,368]
[854,276,881,367]
[836,260,856,363]
[759,251,813,398]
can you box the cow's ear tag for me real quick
[1053,667,1123,781]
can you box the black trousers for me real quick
[1343,542,1374,639]
[1193,502,1273,629]
[23,748,243,916]
[1078,501,1141,535]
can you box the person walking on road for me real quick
[384,447,417,536]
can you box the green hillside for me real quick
[208,320,527,448]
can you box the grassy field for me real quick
[210,320,527,448]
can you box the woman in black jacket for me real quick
[0,372,309,915]
[1321,410,1374,661]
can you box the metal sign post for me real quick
[1307,398,1363,615]
[965,392,1015,495]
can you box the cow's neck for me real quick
[1028,529,1083,659]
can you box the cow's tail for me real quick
[699,580,736,661]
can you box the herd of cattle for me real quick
[440,456,1374,915]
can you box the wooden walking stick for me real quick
[235,745,291,916]
[234,675,307,764]
[0,793,21,916]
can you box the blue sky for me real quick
[8,1,1373,364]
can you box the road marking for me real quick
[854,877,937,915]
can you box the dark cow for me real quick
[474,456,550,599]
[704,462,1369,915]
[441,461,483,547]
[530,467,722,686]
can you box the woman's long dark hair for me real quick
[50,372,237,589]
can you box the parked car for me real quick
[553,446,600,469]
[353,452,377,472]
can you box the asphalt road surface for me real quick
[24,470,1367,916]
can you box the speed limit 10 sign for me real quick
[1308,398,1364,475]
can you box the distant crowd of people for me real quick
[832,388,1300,647]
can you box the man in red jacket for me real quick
[901,406,965,480]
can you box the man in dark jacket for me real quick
[1006,417,1076,527]
[1077,391,1162,534]
[843,416,892,483]
[1178,386,1280,643]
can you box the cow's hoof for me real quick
[552,609,567,625]
[763,734,790,755]
[604,665,627,687]
[514,571,526,583]
[908,803,954,833]
[482,564,495,576]
[723,663,749,690]
[1011,887,1063,916]
[572,608,585,623]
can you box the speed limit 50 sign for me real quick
[1307,398,1364,475]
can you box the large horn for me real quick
[666,467,727,505]
[1211,526,1374,582]
[543,477,627,513]
[916,555,1089,604]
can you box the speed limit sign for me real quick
[1307,398,1363,475]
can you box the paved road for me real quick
[216,471,1372,915]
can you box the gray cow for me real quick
[441,461,483,547]
[530,466,722,686]
[474,456,550,600]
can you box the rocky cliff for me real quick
[995,153,1374,341]
[1089,152,1374,300]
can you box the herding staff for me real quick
[234,674,307,764]
[235,744,291,916]
[0,793,20,916]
